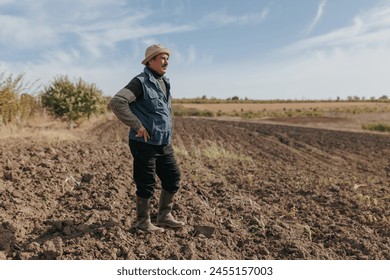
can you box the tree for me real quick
[41,75,107,128]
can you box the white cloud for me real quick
[173,43,390,100]
[172,2,390,100]
[285,3,390,54]
[3,53,133,96]
[187,45,197,64]
[305,0,327,35]
[200,8,269,27]
[0,0,15,4]
[4,0,389,101]
[259,47,390,99]
[0,1,195,61]
[0,0,206,95]
[171,44,213,66]
[0,15,58,49]
[41,49,81,66]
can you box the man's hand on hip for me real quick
[135,126,150,142]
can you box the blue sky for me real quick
[1,0,390,100]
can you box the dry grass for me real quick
[1,114,69,140]
[0,127,79,142]
[176,102,390,114]
[175,140,252,161]
[0,113,113,142]
[173,102,390,133]
[362,123,390,132]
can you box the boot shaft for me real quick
[136,196,150,220]
[158,189,175,216]
[136,196,164,232]
[157,190,185,228]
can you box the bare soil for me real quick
[0,115,389,260]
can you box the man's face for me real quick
[148,53,169,75]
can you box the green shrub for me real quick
[41,75,107,128]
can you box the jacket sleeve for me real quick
[109,87,143,130]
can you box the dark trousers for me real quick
[129,139,181,199]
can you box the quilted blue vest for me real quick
[129,67,172,145]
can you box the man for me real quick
[110,44,184,233]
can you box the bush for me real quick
[0,70,39,126]
[41,76,107,128]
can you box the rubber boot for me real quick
[136,196,164,233]
[156,190,185,228]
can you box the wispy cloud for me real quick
[173,1,390,100]
[1,0,270,63]
[172,44,213,66]
[284,3,390,54]
[6,0,388,100]
[305,0,327,35]
[0,2,195,60]
[0,15,59,50]
[200,8,269,27]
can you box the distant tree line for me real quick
[346,95,388,101]
[173,95,390,104]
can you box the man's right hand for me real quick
[135,126,150,142]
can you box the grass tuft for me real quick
[362,123,390,132]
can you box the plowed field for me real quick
[1,116,389,259]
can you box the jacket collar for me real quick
[144,67,170,85]
[143,67,170,100]
[145,66,163,79]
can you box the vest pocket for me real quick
[145,91,160,108]
[153,118,167,131]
